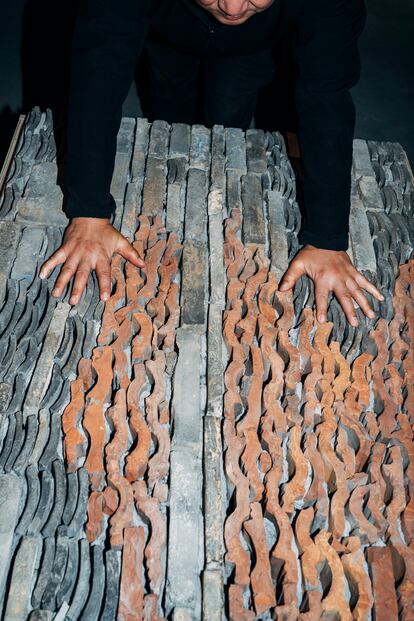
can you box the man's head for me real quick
[196,0,274,25]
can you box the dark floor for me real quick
[1,0,413,169]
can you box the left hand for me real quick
[278,244,384,327]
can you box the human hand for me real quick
[278,244,384,327]
[39,217,145,304]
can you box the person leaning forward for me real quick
[39,0,385,326]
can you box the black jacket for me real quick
[64,0,366,250]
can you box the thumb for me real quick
[279,263,303,291]
[117,237,145,267]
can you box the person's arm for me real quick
[40,0,150,306]
[292,0,366,251]
[278,0,384,329]
[63,0,151,219]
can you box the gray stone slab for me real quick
[169,123,191,159]
[0,474,23,603]
[171,326,203,446]
[142,156,166,218]
[202,568,225,621]
[211,125,225,191]
[352,139,374,178]
[110,118,135,202]
[208,203,225,306]
[166,182,183,239]
[358,175,385,211]
[203,416,225,565]
[241,173,266,250]
[166,443,203,617]
[225,128,246,174]
[0,221,21,305]
[14,196,67,227]
[246,129,267,174]
[206,304,224,418]
[23,302,70,420]
[10,226,44,281]
[3,535,42,621]
[181,241,208,326]
[6,159,64,225]
[121,182,141,242]
[350,195,378,275]
[131,117,149,183]
[172,608,194,621]
[266,190,289,282]
[190,125,211,171]
[148,120,170,159]
[0,381,12,413]
[225,170,242,221]
[184,168,208,242]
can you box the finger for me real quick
[279,262,304,291]
[353,271,384,301]
[314,281,330,323]
[334,286,359,327]
[346,279,376,319]
[51,260,80,297]
[39,247,68,279]
[95,258,112,302]
[117,237,145,267]
[69,264,92,305]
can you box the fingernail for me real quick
[368,310,375,318]
[102,292,109,301]
[351,317,359,326]
[379,294,385,301]
[318,314,326,323]
[39,271,44,279]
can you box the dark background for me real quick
[1,0,413,169]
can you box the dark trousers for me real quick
[138,31,276,130]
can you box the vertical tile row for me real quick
[166,124,210,620]
[0,107,107,621]
[202,125,227,621]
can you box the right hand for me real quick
[39,217,145,305]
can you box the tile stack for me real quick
[0,107,413,620]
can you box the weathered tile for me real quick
[241,173,266,251]
[3,535,42,621]
[184,168,208,242]
[266,189,289,282]
[225,128,246,174]
[190,125,210,171]
[0,474,23,603]
[23,302,70,420]
[181,240,208,325]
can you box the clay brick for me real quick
[281,424,309,514]
[62,377,87,473]
[83,346,113,490]
[314,530,352,620]
[295,507,323,598]
[316,409,349,539]
[118,526,146,621]
[367,547,398,621]
[131,312,153,363]
[228,584,255,621]
[223,419,251,586]
[238,346,265,502]
[341,536,374,620]
[85,491,105,543]
[133,480,167,596]
[243,502,276,614]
